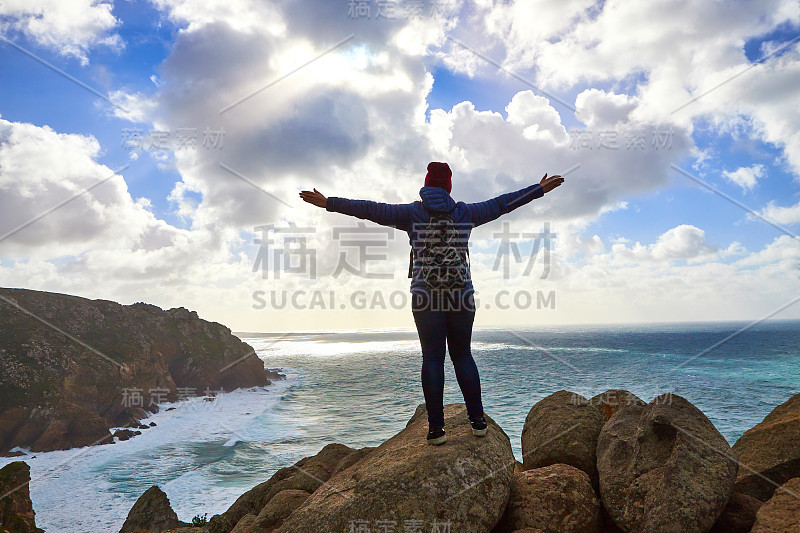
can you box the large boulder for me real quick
[596,394,738,533]
[275,403,515,533]
[120,485,185,533]
[521,390,605,488]
[208,443,356,533]
[493,463,601,533]
[750,477,800,532]
[732,392,800,501]
[0,461,43,533]
[708,491,762,533]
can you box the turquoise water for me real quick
[4,320,798,532]
[246,319,800,456]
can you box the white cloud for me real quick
[756,200,800,225]
[147,0,286,34]
[575,89,638,128]
[447,0,800,177]
[506,91,569,142]
[608,224,718,262]
[734,234,800,266]
[0,117,201,268]
[4,0,800,330]
[425,91,694,227]
[723,164,766,191]
[0,0,123,65]
[8,0,701,329]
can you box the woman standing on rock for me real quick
[300,163,564,445]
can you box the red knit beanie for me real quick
[424,162,452,193]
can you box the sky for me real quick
[1,0,799,332]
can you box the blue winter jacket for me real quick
[325,182,545,302]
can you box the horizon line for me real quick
[234,316,800,336]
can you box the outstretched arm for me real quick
[466,173,564,227]
[299,188,412,231]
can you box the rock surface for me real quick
[0,288,285,453]
[252,489,311,530]
[709,491,762,533]
[589,390,646,422]
[750,477,800,532]
[274,403,515,533]
[521,390,605,488]
[208,443,357,533]
[0,461,43,533]
[229,514,257,533]
[596,394,738,533]
[493,463,600,533]
[119,485,186,533]
[732,391,800,501]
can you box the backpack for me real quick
[408,213,470,291]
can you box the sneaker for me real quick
[426,425,446,445]
[469,415,488,437]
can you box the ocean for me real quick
[3,320,799,532]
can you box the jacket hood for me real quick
[419,186,456,213]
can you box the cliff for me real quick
[0,287,284,454]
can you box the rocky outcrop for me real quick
[750,477,800,532]
[732,391,800,501]
[521,390,605,488]
[0,461,43,533]
[120,485,186,533]
[596,394,738,533]
[274,403,515,533]
[106,391,800,533]
[0,288,285,453]
[493,463,601,533]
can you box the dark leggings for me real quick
[412,307,484,427]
